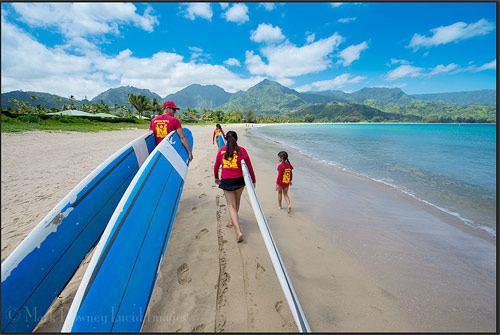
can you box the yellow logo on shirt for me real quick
[282,168,291,183]
[155,120,170,138]
[221,151,239,169]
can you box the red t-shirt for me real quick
[149,114,182,144]
[276,162,293,187]
[213,128,225,143]
[214,146,256,183]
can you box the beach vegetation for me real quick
[1,111,149,133]
[127,94,151,119]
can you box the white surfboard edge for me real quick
[1,131,154,283]
[62,130,185,332]
[241,159,311,333]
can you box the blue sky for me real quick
[1,2,496,100]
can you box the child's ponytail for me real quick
[278,151,293,172]
[224,131,240,160]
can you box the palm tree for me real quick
[30,95,37,114]
[151,98,161,117]
[69,95,76,110]
[56,97,62,111]
[128,94,151,119]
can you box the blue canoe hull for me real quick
[1,132,157,333]
[63,129,193,332]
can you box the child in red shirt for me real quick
[276,151,293,213]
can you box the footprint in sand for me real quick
[198,183,203,187]
[199,193,206,198]
[256,262,266,280]
[177,263,192,285]
[275,300,292,327]
[192,324,206,332]
[195,228,208,239]
[192,207,198,214]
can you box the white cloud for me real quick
[250,23,285,43]
[386,59,496,81]
[389,58,411,66]
[338,17,356,23]
[259,3,276,11]
[12,3,158,38]
[219,3,229,10]
[427,63,459,76]
[245,33,344,78]
[184,3,213,21]
[1,16,265,98]
[306,32,315,43]
[222,3,249,24]
[188,46,208,61]
[458,59,497,73]
[473,60,496,72]
[386,65,424,80]
[337,41,368,66]
[297,73,366,91]
[224,58,241,66]
[409,19,495,50]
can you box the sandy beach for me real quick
[1,125,496,332]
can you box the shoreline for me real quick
[1,125,496,332]
[249,123,496,240]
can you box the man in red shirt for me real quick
[149,101,193,161]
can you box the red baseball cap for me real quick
[163,101,180,110]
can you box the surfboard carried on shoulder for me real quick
[1,131,157,333]
[62,129,193,333]
[217,133,225,149]
[241,159,311,333]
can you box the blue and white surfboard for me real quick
[62,129,193,333]
[1,132,157,333]
[217,133,225,149]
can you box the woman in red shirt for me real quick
[214,131,256,242]
[212,124,226,145]
[276,151,293,213]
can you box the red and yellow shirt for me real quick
[149,114,181,144]
[214,146,256,183]
[276,162,292,187]
[213,128,225,143]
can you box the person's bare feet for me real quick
[226,221,234,227]
[287,206,292,213]
[237,233,244,243]
[277,206,282,210]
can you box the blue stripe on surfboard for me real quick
[217,135,225,149]
[1,133,157,332]
[69,129,192,332]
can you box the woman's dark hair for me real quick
[278,151,293,172]
[216,124,222,129]
[224,131,240,160]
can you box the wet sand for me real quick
[1,125,496,332]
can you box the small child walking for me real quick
[276,151,293,213]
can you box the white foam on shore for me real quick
[251,128,496,238]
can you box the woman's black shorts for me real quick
[219,177,246,191]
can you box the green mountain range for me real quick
[91,86,162,108]
[411,89,496,105]
[164,84,233,111]
[2,80,496,123]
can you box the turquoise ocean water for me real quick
[253,124,496,236]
